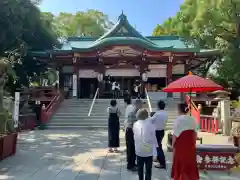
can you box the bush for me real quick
[231,100,240,108]
[0,110,15,134]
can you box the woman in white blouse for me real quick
[133,108,158,180]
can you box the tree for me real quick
[0,59,9,111]
[52,10,114,37]
[0,0,58,93]
[152,0,240,83]
[0,0,58,55]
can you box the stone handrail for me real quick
[145,88,153,112]
[88,88,99,117]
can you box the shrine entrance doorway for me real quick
[103,68,140,98]
[78,78,98,98]
[146,77,166,92]
[103,76,138,98]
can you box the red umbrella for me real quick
[162,72,224,119]
[162,72,224,93]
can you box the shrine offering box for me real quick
[196,144,239,171]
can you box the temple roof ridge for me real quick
[94,13,156,46]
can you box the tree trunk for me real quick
[237,22,240,37]
[0,73,7,112]
[0,86,3,111]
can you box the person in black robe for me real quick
[34,100,41,128]
[107,99,121,152]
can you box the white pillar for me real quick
[13,92,20,128]
[220,99,231,136]
[56,71,59,88]
[72,74,77,97]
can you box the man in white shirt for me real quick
[134,80,141,99]
[112,81,120,99]
[133,108,158,180]
[124,98,135,127]
[150,100,167,169]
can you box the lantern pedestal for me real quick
[221,100,231,136]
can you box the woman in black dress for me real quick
[107,99,121,152]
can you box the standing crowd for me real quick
[107,98,199,180]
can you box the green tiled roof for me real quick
[58,12,201,53]
[147,36,196,49]
[29,13,219,56]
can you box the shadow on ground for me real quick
[0,130,239,180]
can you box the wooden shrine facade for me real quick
[30,13,219,98]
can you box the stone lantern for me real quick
[212,90,230,100]
[211,90,231,136]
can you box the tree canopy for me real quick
[0,0,59,96]
[42,10,114,37]
[0,0,58,55]
[0,1,114,94]
[153,0,240,91]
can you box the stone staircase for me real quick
[48,99,125,129]
[47,98,179,130]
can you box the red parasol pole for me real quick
[189,88,192,116]
[188,72,193,116]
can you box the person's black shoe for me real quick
[127,166,138,171]
[154,164,166,169]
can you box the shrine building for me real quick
[30,13,219,99]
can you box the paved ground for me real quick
[0,130,239,180]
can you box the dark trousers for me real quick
[135,91,140,99]
[113,89,120,99]
[156,130,166,167]
[125,127,136,169]
[137,156,153,180]
[34,106,41,127]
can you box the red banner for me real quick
[197,152,238,170]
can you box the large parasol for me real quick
[162,72,224,131]
[162,72,224,128]
[162,72,224,93]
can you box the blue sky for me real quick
[40,0,183,36]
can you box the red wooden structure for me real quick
[186,95,220,134]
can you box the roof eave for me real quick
[196,49,220,57]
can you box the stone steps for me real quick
[48,98,179,130]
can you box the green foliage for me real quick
[153,0,240,89]
[0,110,14,134]
[0,0,58,134]
[42,10,114,37]
[231,100,240,108]
[0,0,58,55]
[0,0,59,96]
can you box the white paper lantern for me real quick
[142,72,148,82]
[98,73,103,82]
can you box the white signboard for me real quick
[72,74,77,97]
[13,92,20,128]
[173,92,181,99]
[79,69,98,78]
[105,69,140,77]
[173,64,185,74]
[148,65,167,77]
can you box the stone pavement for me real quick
[0,130,239,180]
